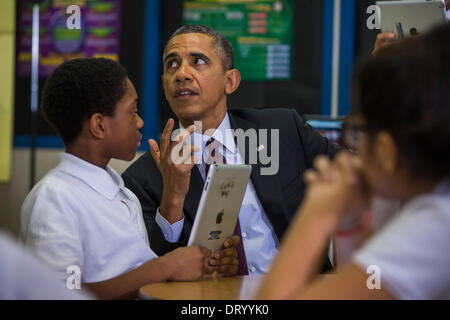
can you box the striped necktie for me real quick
[205,138,249,276]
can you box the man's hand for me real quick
[372,32,396,56]
[149,119,199,223]
[208,235,240,276]
[163,245,212,281]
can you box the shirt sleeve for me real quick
[155,208,185,243]
[352,196,450,300]
[20,181,85,282]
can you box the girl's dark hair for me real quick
[41,58,128,145]
[353,24,450,180]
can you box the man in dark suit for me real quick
[123,25,339,275]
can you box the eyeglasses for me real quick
[340,117,368,151]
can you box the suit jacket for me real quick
[123,108,341,272]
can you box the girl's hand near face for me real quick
[302,152,372,228]
[256,152,373,300]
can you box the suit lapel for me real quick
[228,111,288,239]
[183,166,204,222]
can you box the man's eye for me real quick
[195,58,206,65]
[168,60,178,68]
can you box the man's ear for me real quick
[225,69,241,95]
[89,113,106,140]
[161,75,169,101]
[374,131,398,175]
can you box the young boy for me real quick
[20,58,237,299]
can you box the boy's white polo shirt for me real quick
[21,153,157,284]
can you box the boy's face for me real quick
[104,78,143,161]
[161,33,230,123]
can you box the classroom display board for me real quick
[182,0,293,81]
[0,0,15,182]
[17,0,121,77]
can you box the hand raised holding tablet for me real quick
[207,235,240,276]
[372,32,396,56]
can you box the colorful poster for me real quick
[183,0,293,81]
[0,0,15,183]
[18,0,121,77]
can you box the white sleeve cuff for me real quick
[155,208,185,243]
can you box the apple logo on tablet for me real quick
[216,209,224,224]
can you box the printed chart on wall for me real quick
[183,0,293,81]
[17,0,121,77]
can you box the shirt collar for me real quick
[179,113,237,155]
[56,153,124,200]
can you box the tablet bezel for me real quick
[376,0,447,38]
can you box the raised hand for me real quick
[149,119,199,224]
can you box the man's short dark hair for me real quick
[41,58,128,145]
[164,24,234,70]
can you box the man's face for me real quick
[162,33,229,123]
[105,78,143,161]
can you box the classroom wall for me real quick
[0,149,144,236]
[0,0,15,183]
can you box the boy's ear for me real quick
[375,131,398,175]
[225,69,241,95]
[89,113,106,139]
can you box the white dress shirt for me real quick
[156,113,279,274]
[353,180,450,299]
[0,231,94,300]
[21,153,157,284]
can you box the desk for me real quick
[139,275,264,300]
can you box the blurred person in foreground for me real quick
[0,231,93,300]
[257,24,450,300]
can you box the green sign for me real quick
[183,0,293,81]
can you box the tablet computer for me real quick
[187,164,252,252]
[377,0,447,38]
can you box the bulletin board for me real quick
[14,0,147,141]
[17,0,121,77]
[183,0,293,81]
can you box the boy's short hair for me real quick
[354,24,450,179]
[41,58,128,145]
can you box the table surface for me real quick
[138,275,265,300]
